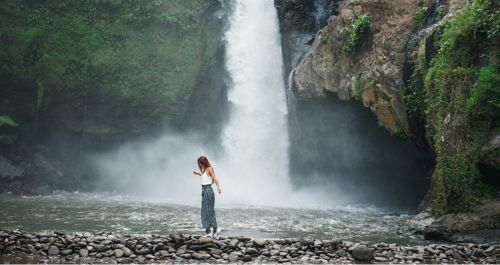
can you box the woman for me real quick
[193,156,221,238]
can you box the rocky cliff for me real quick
[292,0,499,215]
[294,0,420,133]
[0,0,228,194]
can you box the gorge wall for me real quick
[285,0,499,213]
[0,0,228,194]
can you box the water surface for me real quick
[0,192,424,245]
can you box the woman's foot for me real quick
[203,228,212,238]
[212,228,220,239]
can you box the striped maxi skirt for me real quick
[201,184,217,229]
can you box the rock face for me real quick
[0,0,229,194]
[294,0,419,132]
[424,200,500,243]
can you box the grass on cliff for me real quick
[342,14,372,52]
[413,0,500,215]
[0,0,220,113]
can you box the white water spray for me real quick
[92,0,342,207]
[217,0,293,205]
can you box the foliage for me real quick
[0,115,18,127]
[417,0,500,215]
[465,63,500,123]
[320,34,329,45]
[343,15,372,52]
[392,126,408,139]
[413,5,432,29]
[0,0,221,113]
[0,115,18,144]
[403,68,425,119]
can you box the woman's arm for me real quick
[208,167,221,193]
[193,171,201,176]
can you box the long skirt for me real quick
[201,184,217,229]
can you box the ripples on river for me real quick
[0,192,424,245]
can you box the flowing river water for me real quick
[0,192,424,245]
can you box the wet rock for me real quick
[229,239,239,248]
[135,248,151,255]
[115,249,124,258]
[336,249,347,257]
[199,237,213,244]
[192,252,210,260]
[351,245,373,261]
[209,248,222,256]
[27,244,36,254]
[79,249,88,257]
[243,255,252,262]
[253,239,266,247]
[229,252,239,262]
[61,249,73,255]
[245,247,258,255]
[48,245,59,256]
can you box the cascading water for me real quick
[218,0,293,205]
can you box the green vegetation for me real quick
[466,63,500,123]
[0,0,221,113]
[404,0,500,215]
[413,5,432,29]
[342,15,372,52]
[392,126,408,139]
[0,115,18,127]
[320,34,329,45]
[0,115,18,144]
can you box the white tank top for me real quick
[201,170,212,185]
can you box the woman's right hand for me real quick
[193,171,200,176]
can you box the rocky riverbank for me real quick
[1,230,499,264]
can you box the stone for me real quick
[199,237,213,244]
[336,249,347,257]
[229,252,239,262]
[192,252,211,260]
[27,244,37,254]
[79,249,88,257]
[229,239,239,248]
[115,249,124,258]
[145,254,155,259]
[245,247,258,255]
[61,249,73,255]
[159,250,169,257]
[209,248,222,256]
[270,249,280,256]
[351,245,373,261]
[48,245,59,256]
[122,247,132,257]
[243,255,252,262]
[135,248,151,255]
[253,239,266,247]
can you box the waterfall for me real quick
[218,0,293,205]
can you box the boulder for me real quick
[351,245,373,261]
[48,245,59,256]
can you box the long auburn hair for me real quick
[197,156,212,172]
